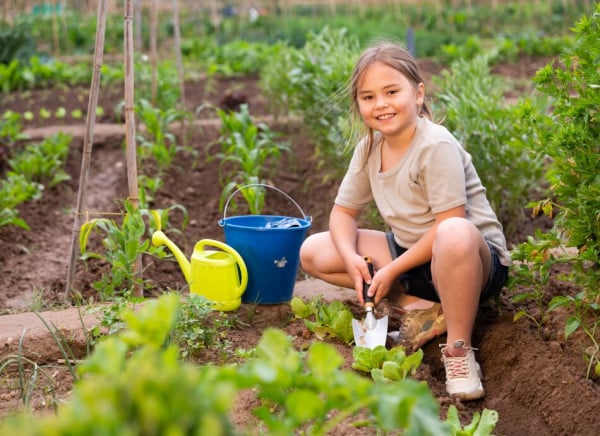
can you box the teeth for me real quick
[377,114,394,120]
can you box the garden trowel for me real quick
[351,256,388,349]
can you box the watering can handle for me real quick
[221,183,311,221]
[195,239,248,294]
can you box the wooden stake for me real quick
[64,0,108,302]
[150,0,158,104]
[172,0,188,143]
[125,0,143,297]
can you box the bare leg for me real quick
[431,217,491,349]
[300,229,433,308]
[299,229,392,288]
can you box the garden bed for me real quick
[0,66,598,434]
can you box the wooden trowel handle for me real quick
[362,256,375,306]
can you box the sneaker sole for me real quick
[450,386,486,401]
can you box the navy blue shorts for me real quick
[385,232,508,303]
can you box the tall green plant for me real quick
[260,27,357,168]
[136,98,191,172]
[213,104,289,214]
[433,54,546,238]
[511,5,600,376]
[79,201,187,300]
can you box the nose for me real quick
[375,95,388,109]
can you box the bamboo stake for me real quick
[172,0,188,143]
[64,0,108,301]
[135,0,142,50]
[150,0,158,104]
[52,0,60,57]
[125,0,143,297]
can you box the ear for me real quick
[415,82,426,105]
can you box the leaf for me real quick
[473,409,499,436]
[307,341,343,377]
[444,405,462,431]
[120,293,180,348]
[564,316,581,340]
[285,389,325,422]
[79,219,100,254]
[290,296,312,319]
[381,361,402,381]
[513,310,528,322]
[548,295,571,311]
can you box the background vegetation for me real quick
[0,0,598,433]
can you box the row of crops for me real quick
[0,1,598,433]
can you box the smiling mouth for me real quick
[376,113,395,120]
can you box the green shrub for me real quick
[433,54,546,238]
[510,5,600,370]
[260,27,358,169]
[0,18,36,64]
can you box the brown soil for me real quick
[0,58,598,434]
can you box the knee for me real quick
[299,233,320,274]
[433,217,480,258]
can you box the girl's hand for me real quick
[347,255,374,306]
[367,264,397,305]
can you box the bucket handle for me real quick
[221,183,312,222]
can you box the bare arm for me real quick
[369,205,466,303]
[329,204,374,297]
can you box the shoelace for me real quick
[444,353,470,379]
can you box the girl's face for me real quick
[356,61,424,140]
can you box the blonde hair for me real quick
[349,42,432,159]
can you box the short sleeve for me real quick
[417,141,467,214]
[335,140,374,210]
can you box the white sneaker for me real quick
[440,340,485,400]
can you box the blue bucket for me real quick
[218,185,311,305]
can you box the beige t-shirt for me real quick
[335,117,510,266]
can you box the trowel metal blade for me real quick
[352,315,389,349]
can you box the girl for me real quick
[299,42,509,401]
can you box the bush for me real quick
[510,4,600,375]
[433,54,546,238]
[260,27,358,169]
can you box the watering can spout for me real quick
[152,230,191,283]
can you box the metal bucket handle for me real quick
[221,183,312,222]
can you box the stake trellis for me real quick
[124,0,143,297]
[65,0,142,301]
[64,0,108,301]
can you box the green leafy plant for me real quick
[352,345,424,383]
[290,296,354,344]
[213,103,289,214]
[1,127,70,231]
[79,201,183,299]
[510,5,600,374]
[509,226,577,333]
[1,110,29,147]
[0,294,474,435]
[0,174,42,230]
[136,98,192,173]
[170,294,234,361]
[8,132,71,187]
[260,27,357,169]
[445,405,499,436]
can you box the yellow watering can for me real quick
[152,231,248,311]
